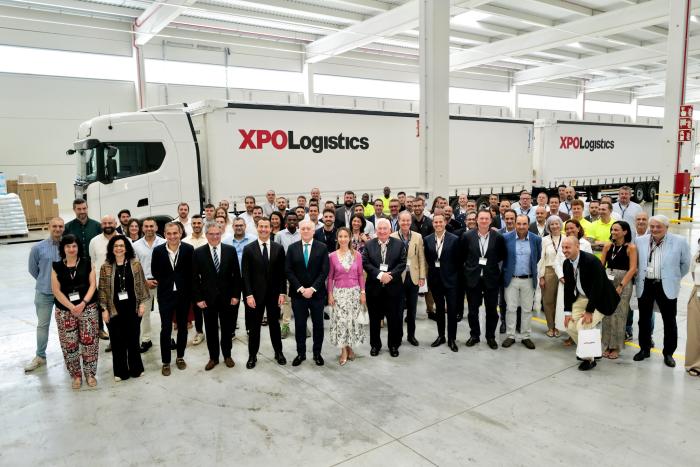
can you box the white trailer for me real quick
[532,119,695,202]
[70,100,533,218]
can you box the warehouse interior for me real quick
[1,0,700,465]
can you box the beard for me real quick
[103,227,115,235]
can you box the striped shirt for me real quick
[28,237,61,294]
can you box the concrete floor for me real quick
[1,226,700,467]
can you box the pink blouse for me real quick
[327,250,365,293]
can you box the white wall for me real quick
[0,73,136,211]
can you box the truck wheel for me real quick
[645,183,657,203]
[633,184,646,203]
[476,195,489,210]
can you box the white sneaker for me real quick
[192,333,205,345]
[24,356,46,372]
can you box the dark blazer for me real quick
[313,226,338,252]
[411,215,434,237]
[285,239,330,297]
[502,231,542,289]
[490,215,504,230]
[563,251,620,316]
[362,237,407,296]
[529,221,548,237]
[424,231,461,289]
[192,243,242,306]
[447,219,465,238]
[151,242,194,310]
[461,230,506,289]
[242,240,286,302]
[335,205,354,228]
[367,214,386,226]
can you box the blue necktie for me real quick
[303,243,310,267]
[212,247,220,273]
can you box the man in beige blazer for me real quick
[391,211,427,346]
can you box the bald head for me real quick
[562,235,580,260]
[49,217,65,241]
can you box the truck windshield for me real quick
[79,148,98,183]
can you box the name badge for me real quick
[434,261,440,268]
[173,283,177,292]
[479,257,488,266]
[118,291,129,301]
[68,292,80,302]
[607,274,615,281]
[380,263,389,272]
[646,266,654,275]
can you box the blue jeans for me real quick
[34,291,54,358]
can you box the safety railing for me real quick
[652,191,695,223]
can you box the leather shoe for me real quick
[389,347,399,357]
[578,359,597,371]
[407,336,419,346]
[521,339,535,350]
[633,349,650,361]
[664,355,676,368]
[224,357,235,368]
[465,337,480,347]
[501,338,515,348]
[499,322,506,334]
[431,336,446,347]
[487,338,498,349]
[139,341,152,353]
[448,340,458,352]
[246,358,256,369]
[275,352,287,365]
[161,364,171,376]
[370,347,380,356]
[292,355,305,366]
[313,354,324,366]
[205,360,218,371]
[175,358,186,370]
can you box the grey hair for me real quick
[204,221,221,234]
[376,218,391,229]
[398,210,412,221]
[649,214,670,227]
[546,215,562,228]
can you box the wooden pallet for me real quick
[0,232,29,240]
[27,224,48,231]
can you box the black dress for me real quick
[52,259,93,311]
[108,262,144,379]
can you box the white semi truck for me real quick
[69,100,692,218]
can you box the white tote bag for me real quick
[576,328,602,359]
[356,306,370,325]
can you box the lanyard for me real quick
[520,207,531,216]
[649,237,663,264]
[610,244,624,262]
[399,230,412,247]
[478,234,489,257]
[169,246,180,269]
[551,236,562,254]
[435,234,445,259]
[617,202,628,219]
[116,263,127,292]
[564,202,571,214]
[380,241,387,263]
[65,258,80,282]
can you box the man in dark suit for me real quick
[529,206,548,237]
[335,191,355,228]
[286,220,330,366]
[424,214,461,352]
[562,236,620,371]
[362,218,407,357]
[192,222,242,371]
[501,215,542,350]
[463,210,506,349]
[151,222,194,376]
[242,217,287,369]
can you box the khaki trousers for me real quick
[567,296,604,344]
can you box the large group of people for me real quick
[23,185,700,389]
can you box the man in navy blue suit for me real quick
[501,215,542,350]
[424,214,461,352]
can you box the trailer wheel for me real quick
[645,183,657,203]
[633,183,646,203]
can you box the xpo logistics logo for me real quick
[560,136,615,151]
[239,129,369,154]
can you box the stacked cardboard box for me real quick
[6,180,59,228]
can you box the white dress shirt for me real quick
[133,235,166,279]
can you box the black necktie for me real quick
[262,242,269,270]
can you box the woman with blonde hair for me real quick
[327,227,366,365]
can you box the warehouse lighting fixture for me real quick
[451,11,491,28]
[568,42,583,48]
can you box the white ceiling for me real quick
[1,0,699,102]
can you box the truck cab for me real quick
[70,108,200,219]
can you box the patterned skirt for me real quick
[602,268,632,351]
[329,286,366,348]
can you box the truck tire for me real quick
[476,195,489,210]
[633,183,646,203]
[645,183,657,203]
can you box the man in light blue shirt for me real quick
[224,217,256,338]
[25,217,64,372]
